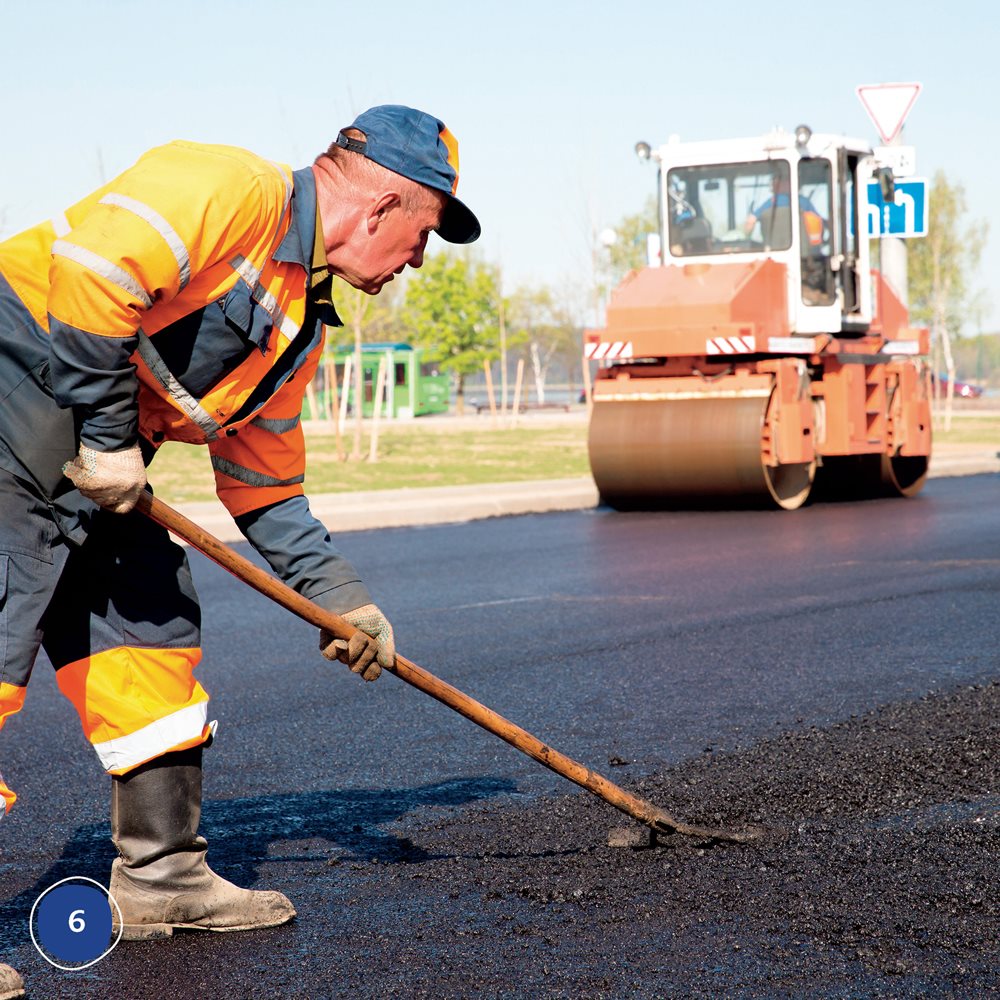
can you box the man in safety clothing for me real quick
[743,173,823,242]
[743,172,829,302]
[0,104,480,972]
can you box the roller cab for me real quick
[586,128,931,510]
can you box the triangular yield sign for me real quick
[856,82,922,144]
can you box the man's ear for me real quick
[367,191,402,234]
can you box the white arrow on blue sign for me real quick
[866,178,928,238]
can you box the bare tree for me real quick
[328,283,401,460]
[508,285,579,405]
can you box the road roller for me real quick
[586,126,931,510]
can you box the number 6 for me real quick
[69,909,86,933]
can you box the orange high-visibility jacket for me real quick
[0,140,371,610]
[0,144,379,817]
[2,140,337,517]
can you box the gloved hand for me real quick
[63,443,147,514]
[319,603,395,682]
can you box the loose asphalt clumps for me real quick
[351,681,998,998]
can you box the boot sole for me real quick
[114,913,295,940]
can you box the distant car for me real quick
[932,374,984,399]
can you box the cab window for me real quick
[798,159,835,306]
[667,161,791,256]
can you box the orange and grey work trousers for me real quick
[0,466,211,813]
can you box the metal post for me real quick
[879,131,908,307]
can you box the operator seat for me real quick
[757,205,792,250]
[678,216,713,254]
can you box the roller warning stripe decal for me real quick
[705,335,756,355]
[584,341,633,361]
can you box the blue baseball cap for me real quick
[335,105,481,245]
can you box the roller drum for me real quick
[588,393,814,510]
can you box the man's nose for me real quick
[410,235,429,269]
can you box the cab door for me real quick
[793,156,841,334]
[837,148,865,328]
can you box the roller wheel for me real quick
[813,386,928,501]
[883,382,929,496]
[588,389,815,511]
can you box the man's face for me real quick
[337,196,445,295]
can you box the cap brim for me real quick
[437,195,481,244]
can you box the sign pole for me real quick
[880,131,908,307]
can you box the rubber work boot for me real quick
[109,746,295,939]
[0,963,25,1000]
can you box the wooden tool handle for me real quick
[135,491,759,843]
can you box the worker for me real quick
[744,173,823,246]
[0,104,480,975]
[743,171,829,302]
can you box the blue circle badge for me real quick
[30,877,122,970]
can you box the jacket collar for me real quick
[275,167,342,326]
[274,167,316,269]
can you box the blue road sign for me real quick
[866,178,928,238]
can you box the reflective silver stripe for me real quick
[51,240,152,308]
[137,331,223,441]
[251,283,299,339]
[92,701,208,772]
[267,160,293,212]
[250,414,300,435]
[229,255,298,339]
[50,213,71,237]
[100,193,192,291]
[210,455,304,489]
[231,254,260,287]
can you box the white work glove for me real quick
[319,603,395,682]
[63,443,147,514]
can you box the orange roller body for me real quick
[585,125,931,510]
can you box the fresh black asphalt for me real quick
[2,473,997,997]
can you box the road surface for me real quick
[2,474,997,997]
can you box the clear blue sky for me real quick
[3,0,996,332]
